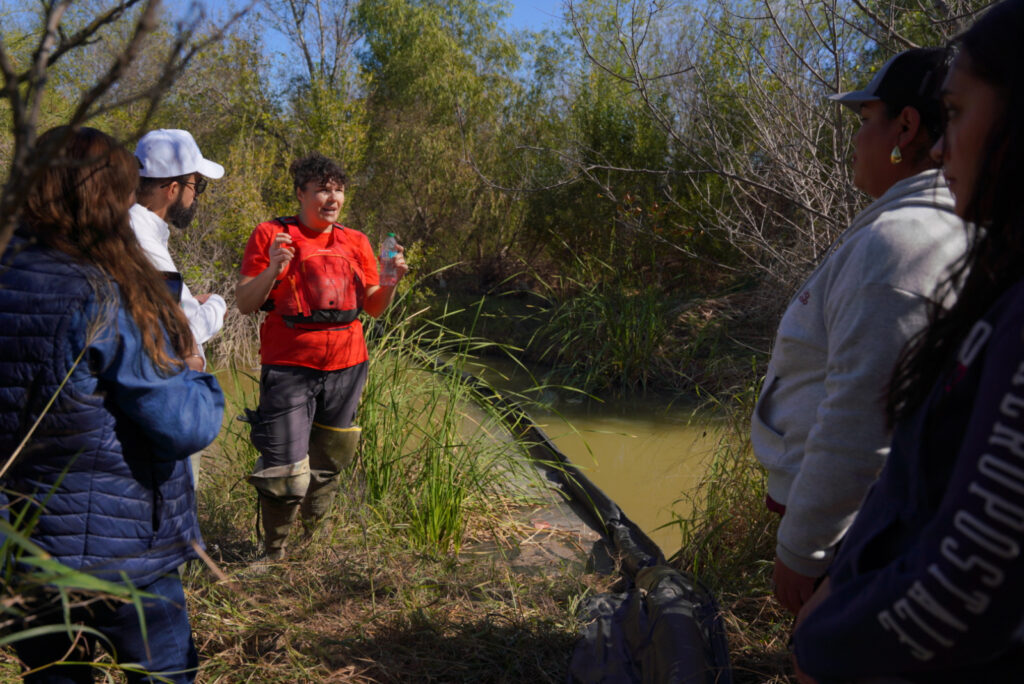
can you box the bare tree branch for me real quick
[37,0,147,75]
[550,0,961,288]
[0,0,254,258]
[851,0,920,48]
[263,0,356,91]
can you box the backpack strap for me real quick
[274,216,298,238]
[262,218,364,323]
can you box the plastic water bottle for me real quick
[380,233,399,287]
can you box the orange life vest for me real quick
[262,217,364,325]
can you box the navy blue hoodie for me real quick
[793,278,1024,682]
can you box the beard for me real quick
[167,194,198,230]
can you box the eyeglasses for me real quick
[161,176,207,195]
[185,177,208,195]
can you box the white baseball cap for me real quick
[135,129,224,179]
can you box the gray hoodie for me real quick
[751,169,967,577]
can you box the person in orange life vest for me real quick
[236,153,407,560]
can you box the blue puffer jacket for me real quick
[0,233,225,588]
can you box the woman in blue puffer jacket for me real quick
[0,126,224,682]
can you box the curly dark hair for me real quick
[886,0,1024,424]
[289,153,347,191]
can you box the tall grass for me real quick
[202,293,549,559]
[531,268,677,395]
[526,256,737,397]
[667,373,792,682]
[670,377,776,589]
[191,363,263,558]
[180,291,597,681]
[359,299,542,555]
[1,280,595,681]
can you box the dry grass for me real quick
[184,489,604,683]
[0,424,796,684]
[1,354,795,683]
[721,594,793,683]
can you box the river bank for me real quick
[0,414,790,683]
[177,368,616,682]
[386,283,775,401]
[177,399,788,682]
[194,290,790,681]
[0,299,791,682]
[184,358,789,682]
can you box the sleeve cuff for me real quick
[776,540,832,578]
[204,293,227,316]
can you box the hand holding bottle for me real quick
[379,233,408,286]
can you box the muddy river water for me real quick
[529,405,717,556]
[464,360,721,557]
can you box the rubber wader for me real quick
[301,424,361,528]
[249,459,310,560]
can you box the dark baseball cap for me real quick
[830,48,949,137]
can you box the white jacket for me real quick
[130,204,226,357]
[750,169,967,577]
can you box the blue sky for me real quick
[192,1,568,70]
[506,0,565,31]
[194,0,567,32]
[2,0,568,40]
[228,0,571,83]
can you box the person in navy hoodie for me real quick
[0,126,224,682]
[791,1,1024,681]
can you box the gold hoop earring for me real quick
[890,146,903,165]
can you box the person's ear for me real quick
[164,180,181,202]
[897,105,923,147]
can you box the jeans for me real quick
[12,572,198,683]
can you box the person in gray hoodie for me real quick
[751,48,967,614]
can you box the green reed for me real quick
[530,261,677,396]
[668,372,776,591]
[358,298,538,555]
[204,293,544,559]
[661,372,794,682]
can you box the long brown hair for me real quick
[887,0,1024,423]
[22,126,193,373]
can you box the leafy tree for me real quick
[501,0,712,290]
[853,0,992,51]
[0,0,249,256]
[351,0,522,286]
[260,0,366,167]
[561,0,987,296]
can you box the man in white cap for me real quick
[133,130,226,489]
[132,129,227,370]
